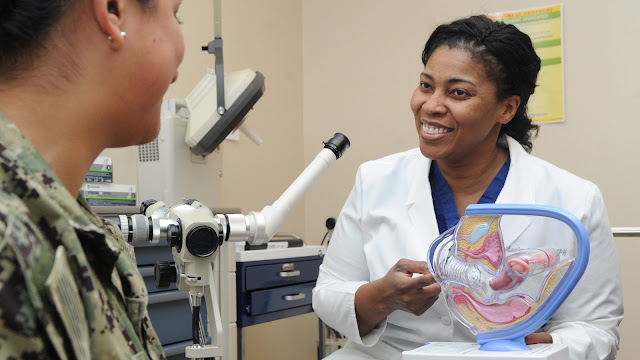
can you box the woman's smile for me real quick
[421,120,454,139]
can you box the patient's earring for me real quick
[108,31,127,41]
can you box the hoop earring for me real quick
[108,31,127,41]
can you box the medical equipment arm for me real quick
[114,133,350,358]
[217,132,349,246]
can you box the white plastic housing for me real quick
[136,100,222,207]
[185,68,258,147]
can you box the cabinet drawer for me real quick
[248,282,314,316]
[147,291,192,346]
[133,240,173,266]
[243,259,321,290]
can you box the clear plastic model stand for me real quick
[402,204,589,360]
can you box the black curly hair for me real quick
[422,15,541,152]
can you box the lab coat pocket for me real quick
[45,246,90,360]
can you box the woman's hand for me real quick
[354,259,441,336]
[525,332,553,344]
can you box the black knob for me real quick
[154,261,177,289]
[140,199,157,215]
[325,217,336,230]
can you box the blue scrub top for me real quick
[430,157,511,234]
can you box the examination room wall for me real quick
[302,1,640,359]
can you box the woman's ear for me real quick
[498,95,521,124]
[93,0,125,48]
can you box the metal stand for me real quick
[317,319,347,359]
[318,319,326,360]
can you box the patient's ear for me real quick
[93,0,126,48]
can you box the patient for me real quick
[0,0,184,357]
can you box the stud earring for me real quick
[108,31,127,41]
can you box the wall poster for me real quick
[489,4,565,124]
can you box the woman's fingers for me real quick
[394,258,430,276]
[525,332,553,344]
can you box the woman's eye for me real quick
[420,82,432,90]
[175,15,183,24]
[451,89,468,97]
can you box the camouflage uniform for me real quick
[0,111,166,359]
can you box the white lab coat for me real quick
[312,136,623,360]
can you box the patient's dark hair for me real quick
[0,0,154,78]
[422,15,541,152]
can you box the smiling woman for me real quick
[312,14,623,360]
[0,0,184,358]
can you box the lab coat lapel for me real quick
[406,139,535,250]
[407,157,441,247]
[496,136,535,249]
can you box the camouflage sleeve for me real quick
[0,235,61,359]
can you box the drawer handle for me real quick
[283,293,306,301]
[279,270,301,278]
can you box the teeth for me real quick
[423,124,451,135]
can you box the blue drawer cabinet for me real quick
[236,255,323,328]
[133,241,193,360]
[147,291,192,345]
[249,282,315,315]
[133,240,173,266]
[244,259,323,290]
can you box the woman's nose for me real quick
[422,92,446,114]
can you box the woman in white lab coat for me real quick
[312,15,623,360]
